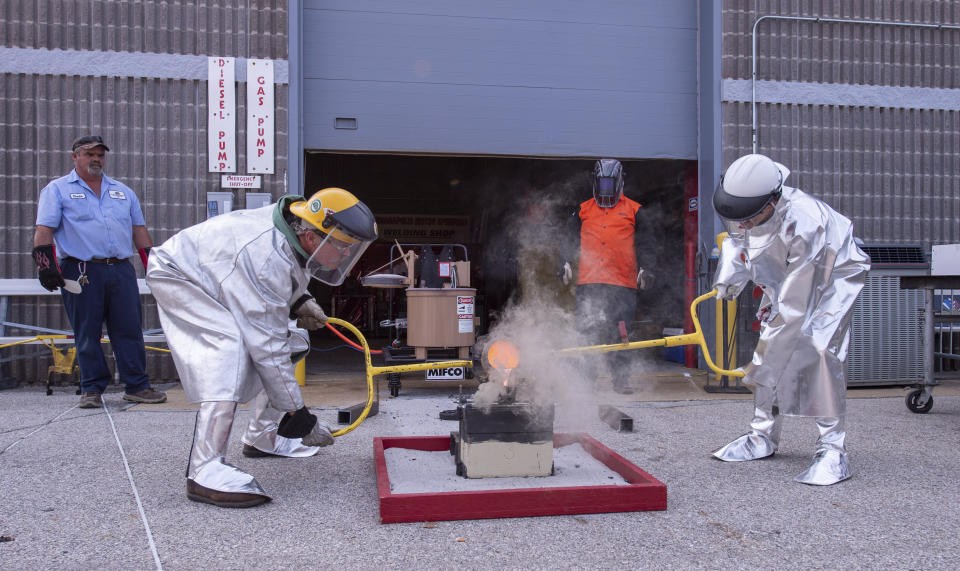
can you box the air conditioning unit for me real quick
[846,245,928,386]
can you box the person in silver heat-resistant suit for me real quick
[710,154,870,486]
[147,187,377,507]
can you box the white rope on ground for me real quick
[0,404,78,455]
[103,404,164,571]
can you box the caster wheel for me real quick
[906,389,933,414]
[387,373,401,398]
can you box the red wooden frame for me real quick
[375,432,667,524]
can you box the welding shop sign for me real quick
[376,214,470,243]
[457,296,474,334]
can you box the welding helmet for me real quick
[289,188,378,286]
[714,154,790,247]
[592,159,624,208]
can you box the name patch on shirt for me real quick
[108,190,127,200]
[69,193,86,199]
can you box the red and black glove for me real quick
[138,247,151,269]
[32,244,65,292]
[277,407,318,438]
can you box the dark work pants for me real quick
[574,283,637,382]
[60,259,149,394]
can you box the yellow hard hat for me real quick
[289,187,378,244]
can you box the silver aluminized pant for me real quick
[187,401,268,497]
[240,390,319,457]
[712,384,782,462]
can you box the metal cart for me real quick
[375,243,477,397]
[898,275,960,413]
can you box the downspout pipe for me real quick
[751,15,960,153]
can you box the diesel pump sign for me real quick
[426,366,465,380]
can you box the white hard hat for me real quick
[714,154,790,220]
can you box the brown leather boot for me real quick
[186,479,271,508]
[242,444,279,458]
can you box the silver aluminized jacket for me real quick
[146,202,310,412]
[713,186,870,418]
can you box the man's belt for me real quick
[66,256,126,265]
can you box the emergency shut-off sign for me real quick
[207,57,276,175]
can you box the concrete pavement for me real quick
[1,377,958,569]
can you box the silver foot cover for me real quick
[188,401,269,498]
[794,417,850,486]
[240,390,320,457]
[712,431,778,462]
[713,387,782,462]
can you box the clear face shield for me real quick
[721,200,784,251]
[304,226,374,286]
[594,177,620,208]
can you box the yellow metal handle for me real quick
[555,290,744,378]
[324,317,472,437]
[690,290,744,378]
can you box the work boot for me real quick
[187,401,271,508]
[123,387,167,404]
[240,390,320,458]
[78,392,103,408]
[187,474,271,508]
[794,417,850,486]
[713,385,781,462]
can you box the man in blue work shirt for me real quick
[33,135,166,408]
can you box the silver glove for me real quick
[637,268,649,290]
[715,282,744,301]
[302,420,334,447]
[295,298,328,330]
[561,262,573,286]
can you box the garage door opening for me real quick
[304,152,694,353]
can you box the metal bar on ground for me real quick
[598,405,633,432]
[338,398,379,425]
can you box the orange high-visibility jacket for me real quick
[576,196,642,289]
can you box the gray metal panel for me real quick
[1,2,291,383]
[723,0,960,85]
[299,1,698,158]
[6,1,289,59]
[847,274,924,384]
[722,101,960,249]
[719,1,960,249]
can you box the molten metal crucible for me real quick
[485,339,520,389]
[486,339,519,370]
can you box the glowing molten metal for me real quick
[486,340,520,387]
